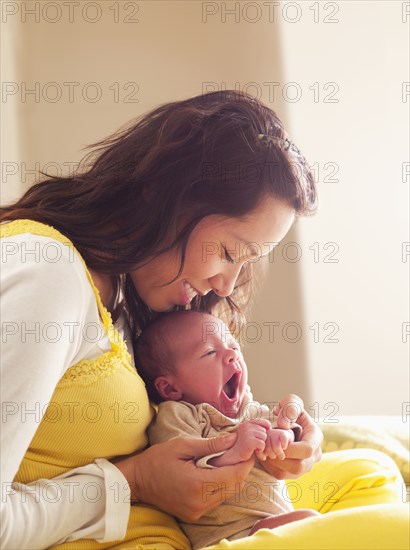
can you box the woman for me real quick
[0,91,407,550]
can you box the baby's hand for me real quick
[233,419,271,461]
[262,428,295,461]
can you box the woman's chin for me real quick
[144,302,175,313]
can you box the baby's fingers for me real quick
[264,447,277,460]
[274,432,291,460]
[263,438,277,460]
[273,442,286,461]
[255,449,267,462]
[250,418,271,431]
[254,437,267,453]
[252,426,268,442]
[280,431,291,451]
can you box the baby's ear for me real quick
[154,376,182,401]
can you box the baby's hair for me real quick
[135,309,206,403]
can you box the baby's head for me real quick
[135,310,249,418]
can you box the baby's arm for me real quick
[209,419,271,467]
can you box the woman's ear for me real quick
[154,375,183,401]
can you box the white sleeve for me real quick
[0,234,131,549]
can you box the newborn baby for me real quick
[136,310,319,549]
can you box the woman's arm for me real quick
[113,434,255,523]
[1,460,130,549]
[0,235,130,549]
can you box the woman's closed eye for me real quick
[222,245,235,264]
[222,244,260,266]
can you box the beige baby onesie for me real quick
[148,397,302,549]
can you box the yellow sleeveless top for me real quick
[1,219,154,483]
[1,219,190,549]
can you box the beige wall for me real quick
[2,1,408,416]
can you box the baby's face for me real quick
[169,313,248,418]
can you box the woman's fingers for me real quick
[264,456,316,479]
[275,394,304,429]
[178,432,238,459]
[276,409,323,460]
[176,434,256,513]
[127,436,255,523]
[259,407,323,480]
[294,410,324,448]
[282,441,316,460]
[264,439,323,479]
[203,456,255,486]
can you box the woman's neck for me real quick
[88,269,119,316]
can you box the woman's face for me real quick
[130,196,295,312]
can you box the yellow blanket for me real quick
[319,415,409,486]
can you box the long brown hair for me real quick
[0,90,317,347]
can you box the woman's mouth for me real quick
[176,280,211,306]
[183,280,198,302]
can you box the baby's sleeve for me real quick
[148,402,233,469]
[148,401,203,444]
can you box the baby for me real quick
[136,310,319,549]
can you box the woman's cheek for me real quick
[189,256,222,279]
[190,243,221,269]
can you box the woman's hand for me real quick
[261,394,323,480]
[112,433,254,522]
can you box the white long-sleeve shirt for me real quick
[1,232,132,549]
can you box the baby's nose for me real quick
[232,361,241,373]
[227,353,241,370]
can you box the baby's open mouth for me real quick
[222,372,240,400]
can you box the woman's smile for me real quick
[180,280,211,305]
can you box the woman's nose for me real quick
[209,268,241,298]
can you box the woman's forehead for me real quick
[190,197,294,243]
